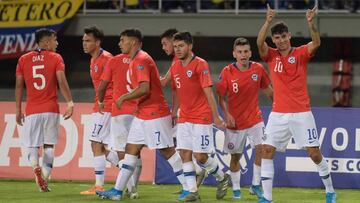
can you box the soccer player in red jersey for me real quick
[15,28,73,192]
[81,26,117,195]
[98,52,140,198]
[216,37,273,200]
[160,28,208,192]
[96,28,187,201]
[256,5,336,203]
[169,32,229,201]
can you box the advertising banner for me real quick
[155,107,360,189]
[0,0,84,59]
[0,102,155,182]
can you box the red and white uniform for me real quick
[16,49,63,147]
[216,62,271,153]
[169,56,214,153]
[102,54,137,151]
[262,45,319,152]
[89,49,113,144]
[127,50,173,149]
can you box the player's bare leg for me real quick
[306,147,336,203]
[193,152,230,200]
[250,144,264,198]
[259,144,276,203]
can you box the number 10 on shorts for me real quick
[307,128,318,143]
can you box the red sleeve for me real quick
[101,57,113,82]
[15,57,24,76]
[55,54,65,71]
[301,44,312,60]
[134,58,151,83]
[259,66,271,89]
[216,67,228,96]
[197,60,213,88]
[261,47,276,62]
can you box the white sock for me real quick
[133,158,142,187]
[261,159,274,201]
[202,156,224,181]
[252,164,261,186]
[167,152,188,191]
[94,155,106,186]
[126,173,136,192]
[106,150,120,167]
[316,158,335,193]
[27,147,39,169]
[183,161,197,192]
[192,155,203,174]
[230,170,241,191]
[115,154,137,191]
[42,147,54,180]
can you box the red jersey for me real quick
[15,49,64,115]
[101,54,137,117]
[129,50,170,120]
[216,62,271,130]
[169,56,213,124]
[90,49,113,113]
[262,45,312,112]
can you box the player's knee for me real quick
[307,148,322,163]
[262,144,275,159]
[193,153,208,164]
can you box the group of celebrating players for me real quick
[15,4,336,203]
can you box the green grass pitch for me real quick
[0,180,358,203]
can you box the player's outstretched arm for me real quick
[97,80,109,114]
[218,94,235,128]
[306,5,321,56]
[203,87,226,130]
[160,70,171,87]
[262,85,274,101]
[257,3,274,59]
[56,71,74,120]
[116,81,149,109]
[15,75,25,126]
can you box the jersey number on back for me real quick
[32,65,46,90]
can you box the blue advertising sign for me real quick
[155,107,360,189]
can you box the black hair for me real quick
[84,25,104,41]
[120,28,143,42]
[233,37,250,49]
[173,31,193,45]
[271,21,289,35]
[35,28,56,44]
[160,28,178,39]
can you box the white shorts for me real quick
[224,122,265,154]
[127,115,174,149]
[109,114,134,152]
[176,122,214,154]
[264,111,320,152]
[89,112,111,144]
[22,113,60,147]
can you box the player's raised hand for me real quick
[63,106,73,120]
[306,5,317,22]
[16,110,24,126]
[266,3,275,23]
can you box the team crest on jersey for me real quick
[288,56,296,64]
[186,70,193,78]
[94,65,98,72]
[251,74,258,81]
[137,65,144,70]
